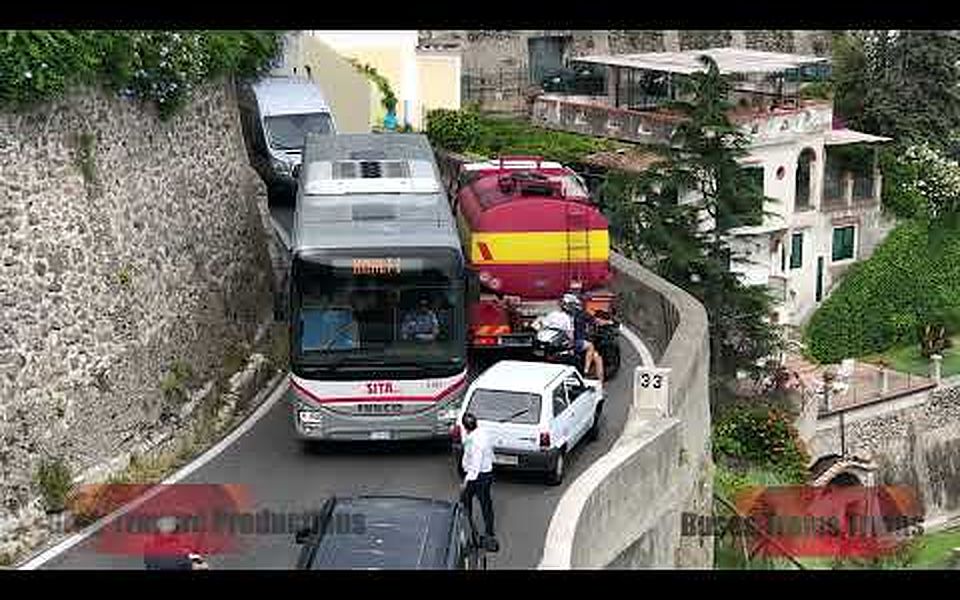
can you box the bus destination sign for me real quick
[351,257,402,276]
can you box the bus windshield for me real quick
[292,252,465,371]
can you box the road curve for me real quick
[36,202,642,569]
[38,337,637,570]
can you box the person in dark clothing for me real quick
[562,293,604,383]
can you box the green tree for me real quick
[600,55,782,386]
[832,30,960,153]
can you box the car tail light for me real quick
[451,424,462,443]
[473,336,496,347]
[539,431,551,448]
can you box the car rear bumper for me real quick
[452,444,560,472]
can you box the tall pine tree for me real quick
[600,55,782,392]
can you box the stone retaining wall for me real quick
[0,79,275,541]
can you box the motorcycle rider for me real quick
[564,293,605,384]
[541,293,604,383]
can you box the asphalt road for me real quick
[37,200,640,570]
[40,337,636,570]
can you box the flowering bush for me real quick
[713,406,810,482]
[882,141,960,220]
[0,30,282,119]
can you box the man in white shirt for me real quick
[459,412,498,549]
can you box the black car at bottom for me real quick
[294,495,490,570]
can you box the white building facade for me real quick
[721,104,893,329]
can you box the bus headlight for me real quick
[299,410,323,425]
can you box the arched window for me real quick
[795,148,816,211]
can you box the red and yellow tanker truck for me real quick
[446,155,618,371]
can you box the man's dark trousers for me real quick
[462,471,495,537]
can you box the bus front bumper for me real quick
[293,403,460,442]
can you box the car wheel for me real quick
[587,405,603,443]
[547,448,566,486]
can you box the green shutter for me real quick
[790,232,803,269]
[832,226,855,261]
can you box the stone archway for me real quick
[827,471,862,486]
[810,454,877,487]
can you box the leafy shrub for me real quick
[425,108,480,153]
[36,456,73,513]
[0,30,282,119]
[712,407,809,483]
[804,220,960,363]
[426,108,616,163]
[880,142,960,220]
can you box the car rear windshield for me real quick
[467,389,541,425]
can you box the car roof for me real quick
[309,496,457,570]
[471,360,572,394]
[251,76,332,117]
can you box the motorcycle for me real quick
[530,311,621,381]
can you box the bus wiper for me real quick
[319,320,358,351]
[498,408,530,423]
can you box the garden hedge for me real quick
[804,220,960,363]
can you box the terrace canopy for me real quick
[570,48,831,112]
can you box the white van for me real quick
[237,76,337,201]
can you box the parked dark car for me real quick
[540,64,606,95]
[294,495,489,570]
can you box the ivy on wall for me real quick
[0,30,283,119]
[347,58,398,116]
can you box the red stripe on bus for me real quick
[477,241,494,261]
[291,374,467,406]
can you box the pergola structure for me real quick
[570,47,831,112]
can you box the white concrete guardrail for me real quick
[539,252,713,569]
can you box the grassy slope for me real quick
[862,334,960,378]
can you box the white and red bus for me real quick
[285,134,468,443]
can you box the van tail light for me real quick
[451,424,462,443]
[539,431,551,448]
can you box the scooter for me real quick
[530,313,621,381]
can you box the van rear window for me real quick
[265,113,333,150]
[467,389,541,425]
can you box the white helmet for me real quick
[561,293,581,313]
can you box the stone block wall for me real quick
[0,80,274,522]
[809,382,960,527]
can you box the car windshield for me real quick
[265,113,333,150]
[467,389,541,425]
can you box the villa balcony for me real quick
[531,93,835,147]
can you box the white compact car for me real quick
[451,360,604,485]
